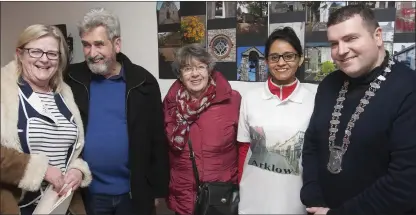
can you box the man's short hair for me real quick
[327,4,380,33]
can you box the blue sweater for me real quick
[83,69,130,195]
[301,60,416,215]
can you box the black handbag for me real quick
[187,139,239,215]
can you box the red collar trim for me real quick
[267,77,298,100]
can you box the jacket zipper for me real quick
[67,73,89,215]
[126,78,146,200]
[68,73,90,101]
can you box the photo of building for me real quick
[306,2,346,32]
[304,42,335,82]
[157,2,180,25]
[207,1,236,19]
[237,46,268,82]
[379,21,395,42]
[158,32,181,48]
[237,2,268,34]
[270,2,305,14]
[347,1,395,9]
[385,42,393,55]
[208,29,236,62]
[394,43,415,70]
[269,22,305,49]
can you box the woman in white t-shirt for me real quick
[237,27,317,214]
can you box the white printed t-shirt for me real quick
[237,80,317,214]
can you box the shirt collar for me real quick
[92,64,126,81]
[262,78,306,104]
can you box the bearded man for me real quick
[65,8,169,215]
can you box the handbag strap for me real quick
[187,138,201,190]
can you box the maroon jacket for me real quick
[163,71,241,215]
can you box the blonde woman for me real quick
[0,24,91,215]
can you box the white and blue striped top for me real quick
[27,92,78,171]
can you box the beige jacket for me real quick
[0,61,92,214]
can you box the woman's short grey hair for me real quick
[172,43,216,78]
[78,8,120,40]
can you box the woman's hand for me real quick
[59,168,83,196]
[44,165,64,193]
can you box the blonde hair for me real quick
[15,24,69,92]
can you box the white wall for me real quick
[1,1,282,99]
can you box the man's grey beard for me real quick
[87,59,112,76]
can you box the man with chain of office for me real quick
[300,5,416,215]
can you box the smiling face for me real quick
[266,39,303,85]
[180,58,210,99]
[327,15,383,78]
[17,36,60,89]
[81,26,120,76]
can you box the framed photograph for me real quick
[270,2,305,14]
[208,28,237,62]
[379,21,395,42]
[347,1,395,9]
[269,2,306,23]
[236,46,268,82]
[236,1,268,46]
[303,42,336,83]
[207,1,237,30]
[395,2,415,33]
[180,15,206,47]
[157,2,180,25]
[158,47,178,79]
[306,2,346,32]
[269,22,305,49]
[393,43,415,70]
[207,1,237,19]
[158,32,182,48]
[384,42,393,56]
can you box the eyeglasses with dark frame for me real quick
[267,52,299,63]
[22,48,60,60]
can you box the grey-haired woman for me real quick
[163,43,241,215]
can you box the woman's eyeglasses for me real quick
[22,48,60,60]
[268,53,298,63]
[181,65,208,75]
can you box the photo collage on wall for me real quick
[157,1,415,81]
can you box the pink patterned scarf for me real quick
[170,79,216,151]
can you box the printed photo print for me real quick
[208,28,237,62]
[270,2,305,14]
[384,42,393,56]
[237,1,268,39]
[393,43,415,70]
[158,47,178,79]
[237,46,268,82]
[269,2,306,23]
[269,22,305,49]
[306,2,346,32]
[347,1,395,9]
[158,32,181,48]
[180,15,206,47]
[395,2,415,33]
[379,21,395,42]
[304,42,336,83]
[158,48,177,63]
[157,2,181,25]
[207,1,237,19]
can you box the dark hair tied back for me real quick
[265,26,303,59]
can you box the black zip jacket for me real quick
[64,52,170,215]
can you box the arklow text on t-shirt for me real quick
[249,160,298,175]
